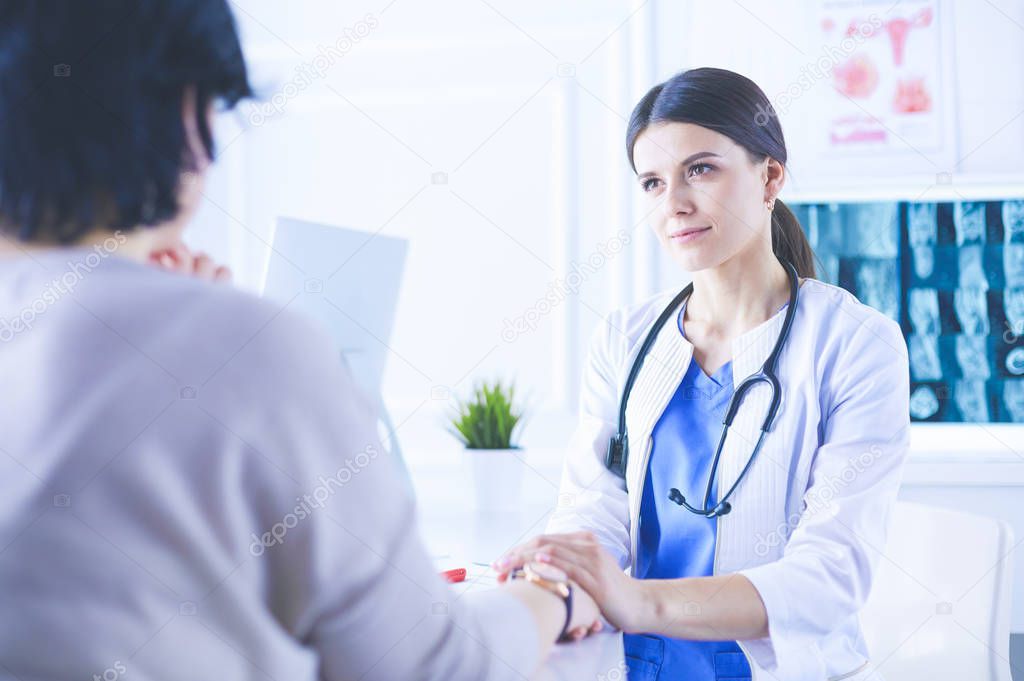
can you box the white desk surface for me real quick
[436,561,625,680]
[412,446,625,679]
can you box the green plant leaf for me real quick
[448,379,523,449]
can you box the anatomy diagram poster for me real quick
[819,0,954,160]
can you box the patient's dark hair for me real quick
[626,67,817,279]
[0,0,252,243]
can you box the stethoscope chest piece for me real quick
[605,433,627,478]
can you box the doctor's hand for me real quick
[149,243,232,283]
[493,531,646,633]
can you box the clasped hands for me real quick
[492,531,648,642]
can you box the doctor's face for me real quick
[632,122,777,273]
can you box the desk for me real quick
[414,444,625,679]
[536,631,625,681]
[438,562,625,680]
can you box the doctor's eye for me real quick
[688,162,714,178]
[640,178,661,192]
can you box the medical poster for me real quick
[819,0,950,156]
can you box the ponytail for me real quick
[770,199,816,279]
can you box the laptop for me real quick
[261,217,410,480]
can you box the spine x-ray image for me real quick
[793,199,1024,422]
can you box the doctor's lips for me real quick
[669,226,712,243]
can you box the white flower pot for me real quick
[465,447,526,513]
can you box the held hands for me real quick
[149,243,232,283]
[493,531,648,634]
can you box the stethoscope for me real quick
[604,258,800,518]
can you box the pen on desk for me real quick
[441,567,466,583]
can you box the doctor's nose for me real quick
[662,184,696,219]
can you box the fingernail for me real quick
[535,552,551,563]
[496,556,509,568]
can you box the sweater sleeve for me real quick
[219,307,542,680]
[736,314,911,671]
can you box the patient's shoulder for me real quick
[64,253,340,394]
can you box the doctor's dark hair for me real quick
[0,0,252,243]
[626,67,817,279]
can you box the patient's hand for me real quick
[149,244,232,283]
[495,532,644,633]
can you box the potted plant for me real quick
[449,380,526,512]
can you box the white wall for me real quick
[190,0,673,453]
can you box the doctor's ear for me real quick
[763,156,786,203]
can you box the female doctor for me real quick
[495,67,911,681]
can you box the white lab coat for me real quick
[547,277,911,681]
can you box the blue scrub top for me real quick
[623,297,789,681]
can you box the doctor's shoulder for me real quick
[580,288,681,391]
[800,279,904,340]
[799,278,908,376]
[588,289,677,355]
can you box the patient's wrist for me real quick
[501,577,570,649]
[508,564,573,640]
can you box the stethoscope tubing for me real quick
[605,258,801,518]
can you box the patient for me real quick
[0,2,599,679]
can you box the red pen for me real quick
[441,567,466,583]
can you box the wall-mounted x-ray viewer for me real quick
[261,217,411,483]
[792,199,1024,423]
